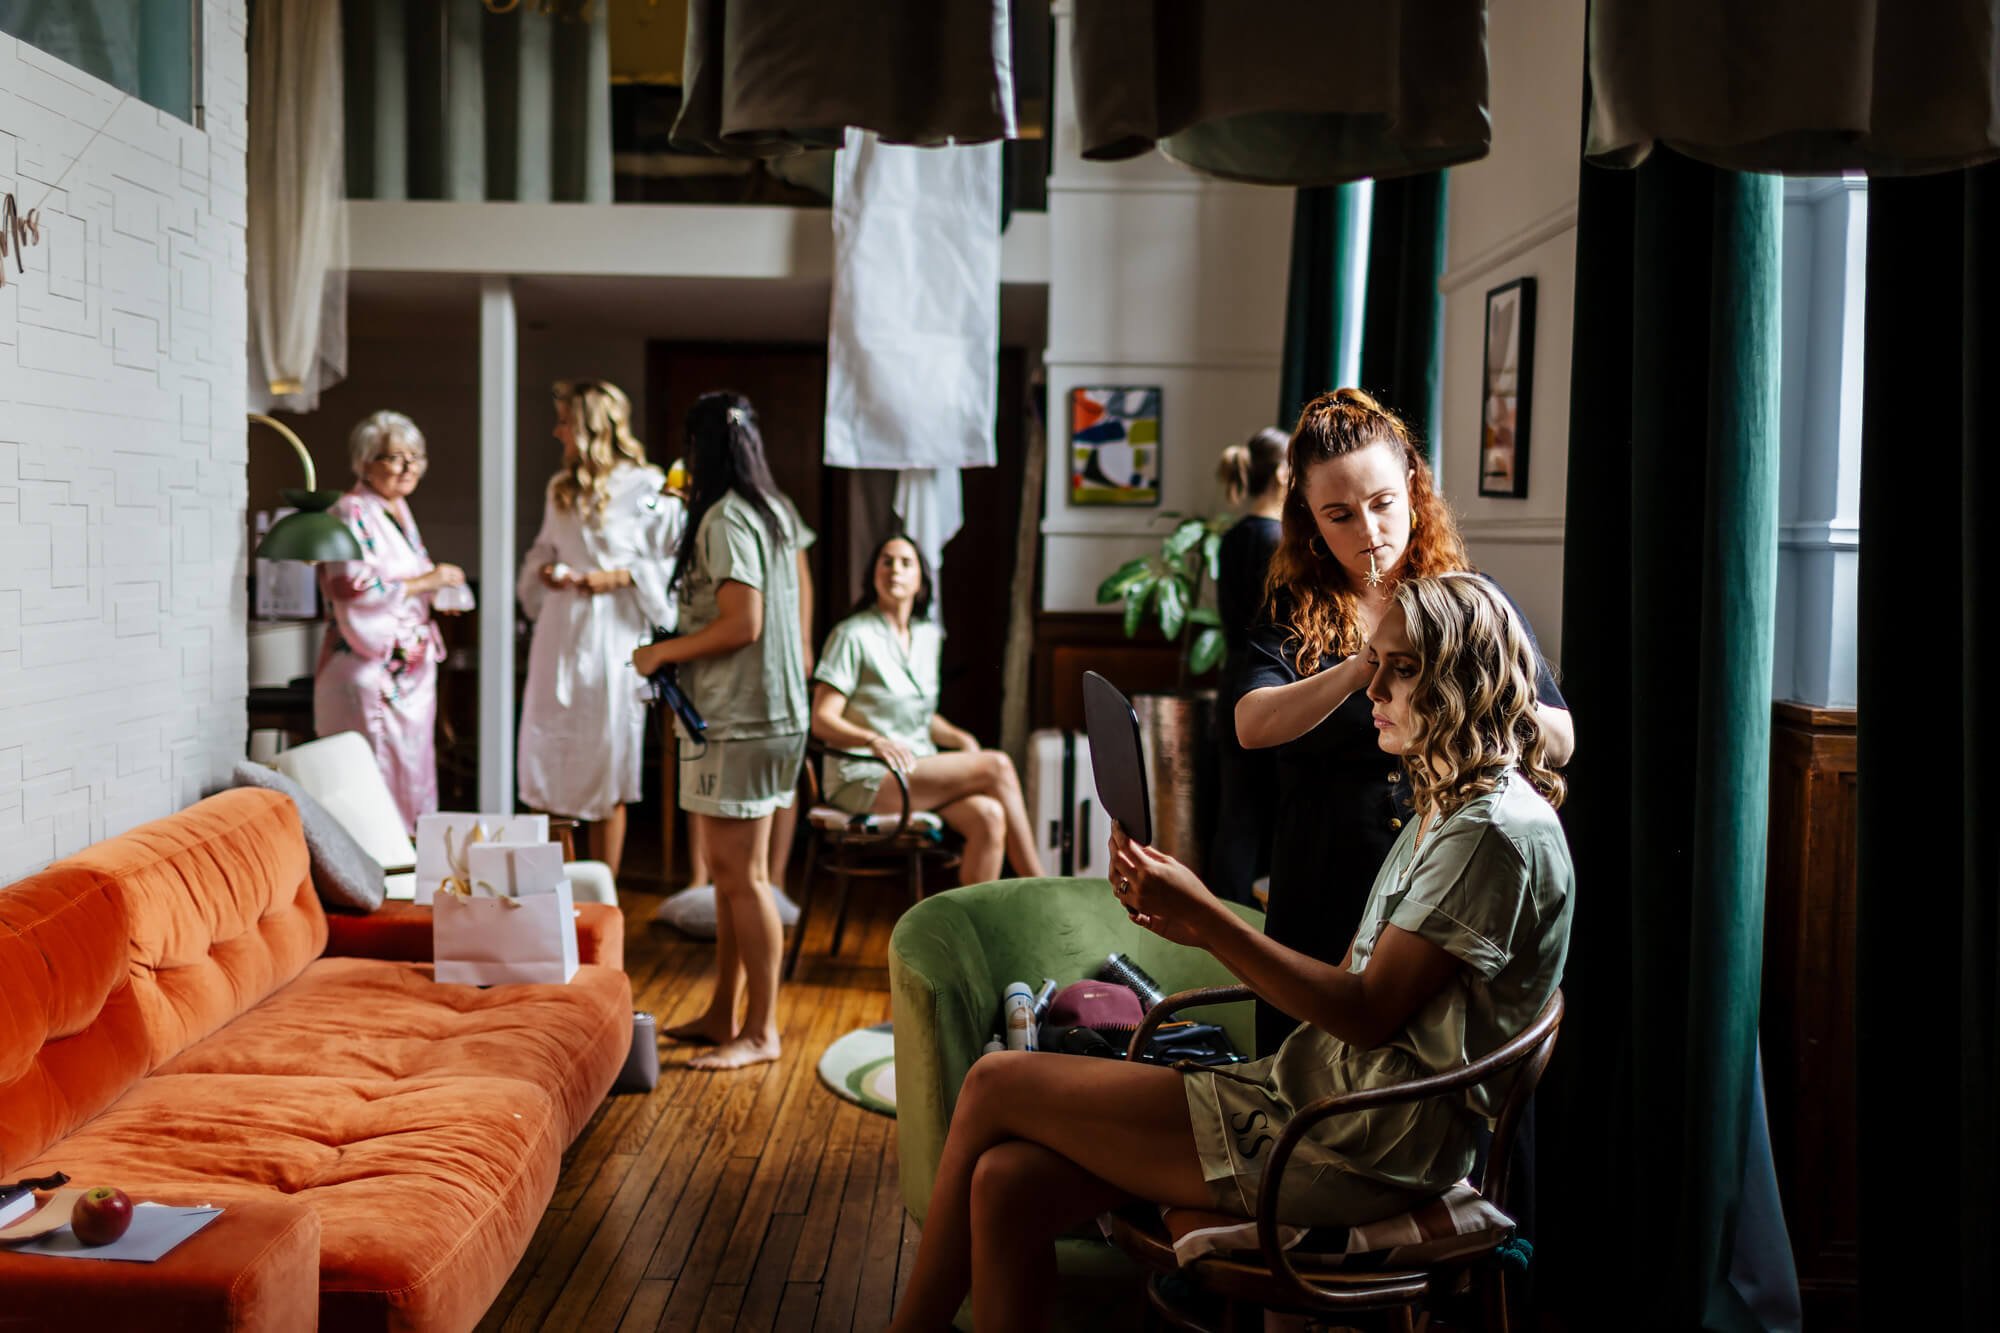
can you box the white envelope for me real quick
[414,813,550,904]
[465,841,566,898]
[433,881,580,986]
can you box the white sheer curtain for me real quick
[248,0,347,412]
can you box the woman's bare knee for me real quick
[968,794,1006,840]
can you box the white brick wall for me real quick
[0,3,250,880]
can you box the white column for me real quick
[1040,2,1293,612]
[1775,177,1863,709]
[479,276,518,809]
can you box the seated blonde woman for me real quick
[809,535,1044,886]
[888,573,1574,1333]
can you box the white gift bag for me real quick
[465,841,565,898]
[433,879,580,986]
[414,813,550,904]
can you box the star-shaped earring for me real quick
[1365,551,1384,588]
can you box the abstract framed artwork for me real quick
[1068,386,1162,506]
[1478,277,1536,499]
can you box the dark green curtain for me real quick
[1542,147,1796,1331]
[1277,184,1366,428]
[1856,164,2000,1331]
[1358,171,1449,460]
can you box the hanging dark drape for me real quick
[1071,0,1488,185]
[1358,172,1449,457]
[1541,147,1800,1331]
[343,0,611,202]
[672,0,1015,155]
[1586,2,2000,174]
[1855,164,2000,1332]
[1277,184,1366,427]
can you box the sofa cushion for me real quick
[271,731,419,870]
[157,956,632,1145]
[321,900,626,971]
[11,1073,564,1333]
[232,759,387,914]
[0,1194,321,1333]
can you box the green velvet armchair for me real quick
[889,876,1264,1328]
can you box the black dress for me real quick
[1245,576,1568,1056]
[1208,517,1282,905]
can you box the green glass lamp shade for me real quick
[256,486,361,562]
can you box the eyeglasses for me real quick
[371,453,428,474]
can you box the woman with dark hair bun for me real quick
[1207,426,1289,905]
[808,534,1044,887]
[1232,388,1574,1056]
[633,391,815,1071]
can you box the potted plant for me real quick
[1094,514,1236,871]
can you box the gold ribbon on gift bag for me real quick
[436,822,493,900]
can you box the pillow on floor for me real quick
[652,884,801,938]
[232,759,388,913]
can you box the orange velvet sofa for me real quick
[0,789,634,1332]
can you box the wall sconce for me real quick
[249,413,361,562]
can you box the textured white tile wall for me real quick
[0,3,250,880]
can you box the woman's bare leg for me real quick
[889,1052,1213,1333]
[768,798,797,889]
[586,804,628,881]
[664,811,752,1046]
[970,1141,1143,1331]
[685,813,710,886]
[690,812,783,1070]
[872,750,1045,879]
[936,794,1005,885]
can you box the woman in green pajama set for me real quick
[888,573,1575,1333]
[632,392,814,1072]
[809,535,1043,885]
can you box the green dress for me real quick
[1182,768,1574,1225]
[811,609,944,812]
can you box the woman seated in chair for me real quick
[809,534,1045,885]
[889,573,1574,1333]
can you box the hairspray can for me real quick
[1096,953,1166,1011]
[1031,978,1058,1023]
[1002,981,1037,1052]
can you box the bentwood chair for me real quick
[1103,989,1565,1333]
[783,739,961,978]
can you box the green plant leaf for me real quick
[1187,606,1223,627]
[1202,531,1223,580]
[1155,577,1188,641]
[1096,557,1152,605]
[1163,520,1204,559]
[1189,627,1226,676]
[1123,582,1153,639]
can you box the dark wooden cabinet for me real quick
[1762,701,1858,1329]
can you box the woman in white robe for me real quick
[517,380,684,879]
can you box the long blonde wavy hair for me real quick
[550,380,648,525]
[1267,388,1470,670]
[1392,573,1565,816]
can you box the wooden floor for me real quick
[475,872,915,1333]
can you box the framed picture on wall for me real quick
[1068,386,1162,506]
[1478,277,1536,499]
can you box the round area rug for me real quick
[818,1022,895,1117]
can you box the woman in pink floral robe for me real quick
[313,411,466,833]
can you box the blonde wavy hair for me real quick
[1267,388,1470,670]
[550,380,648,525]
[1391,573,1565,816]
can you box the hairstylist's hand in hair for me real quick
[1108,824,1225,948]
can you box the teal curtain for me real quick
[343,0,611,203]
[1856,163,1999,1331]
[1542,147,1798,1331]
[1358,172,1448,459]
[1277,183,1367,428]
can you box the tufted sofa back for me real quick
[0,789,325,1173]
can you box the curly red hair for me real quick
[1265,388,1470,671]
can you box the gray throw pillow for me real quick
[232,759,388,913]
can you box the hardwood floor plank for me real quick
[694,1284,745,1332]
[809,1117,885,1333]
[894,1215,921,1318]
[577,1099,731,1328]
[732,1211,804,1333]
[475,1204,570,1332]
[786,1145,852,1283]
[613,1278,673,1333]
[774,1282,822,1333]
[656,1155,757,1328]
[502,1149,643,1333]
[852,1122,905,1332]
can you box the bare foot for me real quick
[687,1034,781,1071]
[664,1012,737,1046]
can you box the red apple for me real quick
[70,1187,133,1246]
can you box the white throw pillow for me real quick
[272,732,419,870]
[652,884,801,938]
